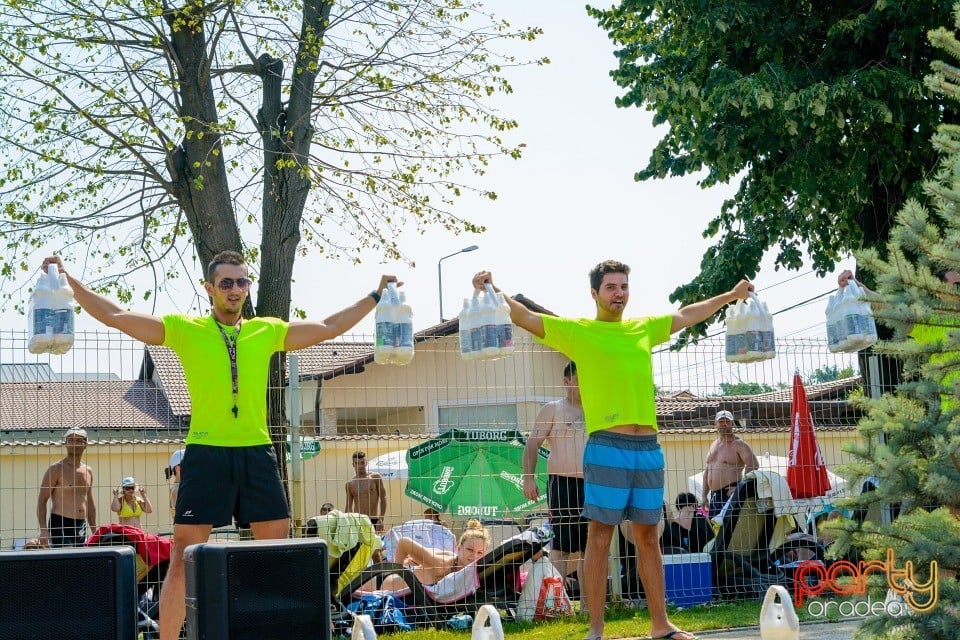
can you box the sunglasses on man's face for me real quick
[215,277,252,292]
[123,486,135,491]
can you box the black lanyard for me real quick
[215,318,242,418]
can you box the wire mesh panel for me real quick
[0,327,872,623]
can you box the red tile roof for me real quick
[0,379,177,431]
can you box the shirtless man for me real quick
[702,410,760,518]
[345,450,387,533]
[522,361,587,580]
[37,428,97,547]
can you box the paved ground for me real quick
[696,617,862,639]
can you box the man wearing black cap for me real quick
[702,410,759,518]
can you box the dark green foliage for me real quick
[588,1,954,342]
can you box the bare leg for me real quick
[583,520,614,639]
[249,518,290,540]
[159,523,212,640]
[631,522,696,640]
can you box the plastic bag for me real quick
[517,556,572,622]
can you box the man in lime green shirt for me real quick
[474,261,752,640]
[42,251,398,640]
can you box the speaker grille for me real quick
[0,555,121,640]
[226,546,328,638]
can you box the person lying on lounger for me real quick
[371,518,490,591]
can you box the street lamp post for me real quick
[438,245,479,322]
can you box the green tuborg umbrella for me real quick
[404,428,549,519]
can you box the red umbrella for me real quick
[787,373,832,498]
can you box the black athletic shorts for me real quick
[175,444,289,527]
[548,474,588,553]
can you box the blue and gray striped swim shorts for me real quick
[583,431,664,525]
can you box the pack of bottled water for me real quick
[28,263,75,355]
[824,281,877,353]
[374,282,414,365]
[724,291,775,363]
[459,283,514,361]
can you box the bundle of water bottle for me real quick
[28,264,76,355]
[824,280,877,353]
[458,284,514,361]
[374,282,415,365]
[724,291,776,363]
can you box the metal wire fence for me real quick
[0,327,870,622]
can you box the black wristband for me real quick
[368,290,381,303]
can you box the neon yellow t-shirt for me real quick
[535,314,673,434]
[909,321,960,410]
[163,315,288,447]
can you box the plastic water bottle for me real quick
[468,295,483,357]
[28,265,57,354]
[479,285,499,359]
[760,301,776,360]
[495,292,514,357]
[459,298,477,361]
[724,301,748,363]
[825,290,846,352]
[50,273,75,354]
[759,585,799,640]
[393,290,414,365]
[374,288,396,364]
[745,294,764,361]
[840,283,867,351]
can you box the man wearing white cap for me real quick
[702,410,759,518]
[37,428,97,547]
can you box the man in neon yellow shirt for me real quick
[474,261,751,640]
[42,251,398,640]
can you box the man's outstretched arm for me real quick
[43,256,165,345]
[285,275,399,351]
[671,279,753,334]
[472,270,545,339]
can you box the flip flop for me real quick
[651,632,699,640]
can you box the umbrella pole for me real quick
[290,355,304,536]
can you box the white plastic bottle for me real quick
[841,282,867,351]
[825,290,845,353]
[459,298,477,361]
[480,286,499,359]
[496,292,514,357]
[724,301,745,363]
[759,585,799,640]
[393,290,414,365]
[761,302,776,360]
[745,294,766,362]
[374,288,396,364]
[27,265,56,354]
[51,273,75,354]
[468,295,484,358]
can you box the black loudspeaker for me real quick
[0,546,137,640]
[185,538,330,640]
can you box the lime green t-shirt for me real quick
[535,314,673,434]
[909,321,960,410]
[163,315,288,447]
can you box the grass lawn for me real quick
[374,598,831,640]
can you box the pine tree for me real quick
[830,10,960,639]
